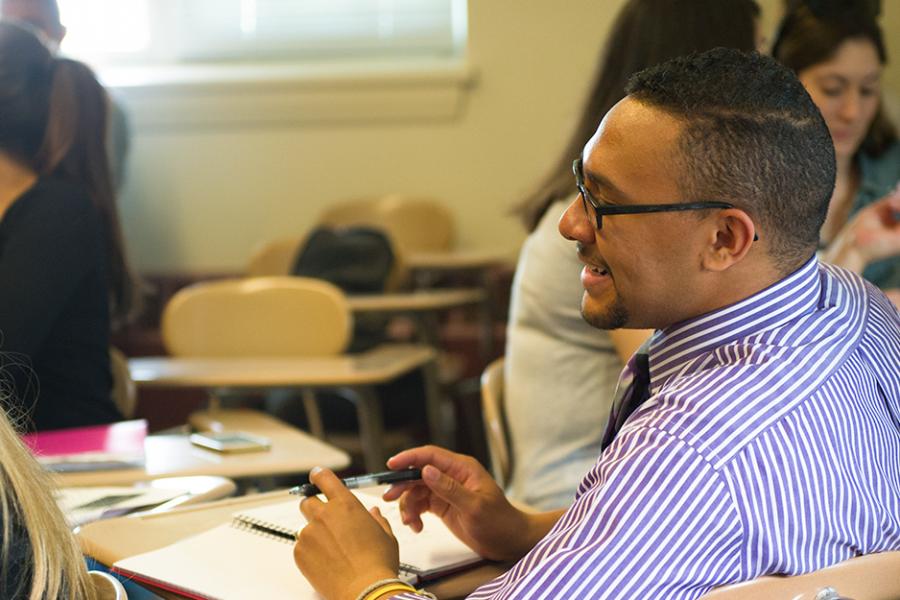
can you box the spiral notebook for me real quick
[232,493,482,581]
[111,491,482,600]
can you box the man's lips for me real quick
[577,250,610,276]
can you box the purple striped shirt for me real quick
[397,258,900,599]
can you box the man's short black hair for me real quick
[625,48,835,272]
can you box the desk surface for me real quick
[78,490,504,600]
[347,289,484,313]
[406,250,512,271]
[58,410,350,486]
[129,344,436,389]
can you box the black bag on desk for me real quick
[291,226,395,295]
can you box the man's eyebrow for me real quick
[584,167,630,202]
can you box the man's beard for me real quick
[581,294,629,330]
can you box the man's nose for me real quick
[559,194,595,244]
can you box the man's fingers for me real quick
[383,480,421,501]
[300,496,326,522]
[398,486,431,532]
[307,466,354,501]
[369,507,394,536]
[420,464,473,511]
[387,445,465,474]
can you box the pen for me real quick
[289,468,422,497]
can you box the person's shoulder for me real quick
[581,423,726,495]
[18,178,97,221]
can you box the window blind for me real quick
[59,0,466,65]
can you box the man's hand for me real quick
[824,187,900,273]
[293,467,399,600]
[384,445,557,562]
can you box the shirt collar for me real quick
[646,255,822,390]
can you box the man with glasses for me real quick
[292,49,899,600]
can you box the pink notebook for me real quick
[21,420,147,472]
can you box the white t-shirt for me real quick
[504,200,623,509]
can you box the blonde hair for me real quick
[0,405,97,600]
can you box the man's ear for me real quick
[701,209,756,272]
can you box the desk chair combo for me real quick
[159,276,438,470]
[162,275,349,441]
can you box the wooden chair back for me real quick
[161,276,351,358]
[699,551,900,600]
[480,357,511,488]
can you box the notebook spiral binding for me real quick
[231,518,296,544]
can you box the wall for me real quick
[115,0,900,273]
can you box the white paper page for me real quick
[234,491,479,576]
[114,524,319,600]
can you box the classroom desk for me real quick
[77,490,506,600]
[348,288,484,348]
[346,288,484,314]
[129,344,445,471]
[403,253,512,359]
[405,250,512,273]
[57,410,350,487]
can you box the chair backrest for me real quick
[246,236,305,277]
[88,570,127,600]
[109,346,137,418]
[319,195,455,255]
[480,357,511,488]
[161,276,352,358]
[699,551,900,600]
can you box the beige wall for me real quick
[118,0,900,272]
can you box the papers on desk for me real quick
[57,486,185,527]
[22,420,147,472]
[112,490,482,600]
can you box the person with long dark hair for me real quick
[503,0,761,510]
[0,22,139,430]
[773,0,899,302]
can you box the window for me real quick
[58,0,471,128]
[58,0,467,66]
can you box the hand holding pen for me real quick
[290,468,422,497]
[293,466,402,600]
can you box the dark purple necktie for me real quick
[600,353,651,451]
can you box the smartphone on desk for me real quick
[189,431,271,453]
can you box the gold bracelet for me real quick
[362,582,417,600]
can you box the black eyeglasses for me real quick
[573,158,757,241]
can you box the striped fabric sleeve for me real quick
[397,427,746,600]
